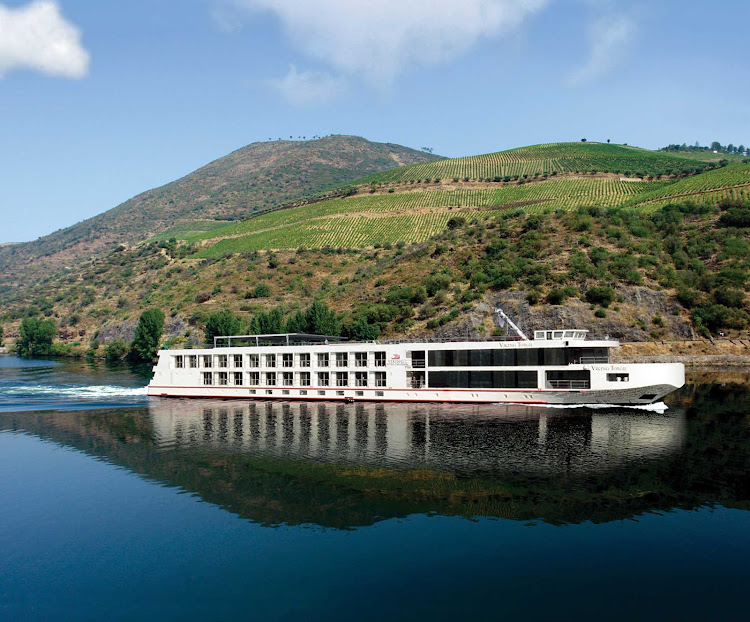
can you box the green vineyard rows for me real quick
[357,142,712,184]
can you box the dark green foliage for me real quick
[304,301,341,335]
[253,283,271,298]
[585,286,616,308]
[105,339,128,361]
[18,318,56,357]
[130,308,165,362]
[250,308,284,334]
[676,288,701,309]
[714,288,745,309]
[205,310,246,343]
[344,316,380,341]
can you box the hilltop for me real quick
[0,136,442,287]
[1,140,748,353]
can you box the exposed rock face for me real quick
[95,317,201,346]
[427,286,695,342]
[494,287,694,342]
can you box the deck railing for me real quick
[548,380,591,390]
[579,357,609,364]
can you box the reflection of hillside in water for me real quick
[2,381,748,528]
[150,399,686,478]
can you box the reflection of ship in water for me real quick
[150,399,686,477]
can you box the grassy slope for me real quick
[185,161,750,256]
[3,141,749,348]
[0,136,441,287]
[355,142,709,183]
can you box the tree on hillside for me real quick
[205,310,246,344]
[250,308,284,334]
[0,325,3,346]
[581,138,587,142]
[305,301,340,335]
[17,318,56,358]
[130,308,165,362]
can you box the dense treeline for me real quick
[662,141,749,156]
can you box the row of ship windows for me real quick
[175,352,387,369]
[202,371,388,387]
[428,348,610,367]
[247,390,385,397]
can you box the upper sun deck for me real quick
[161,330,616,355]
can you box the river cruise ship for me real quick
[147,329,685,406]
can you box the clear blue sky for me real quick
[1,0,748,243]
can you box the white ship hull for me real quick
[147,334,685,406]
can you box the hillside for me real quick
[1,140,749,353]
[177,148,750,255]
[0,136,442,287]
[354,142,715,184]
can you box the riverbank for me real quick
[615,339,750,366]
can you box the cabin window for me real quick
[248,354,260,367]
[202,372,213,386]
[233,372,243,386]
[318,390,326,396]
[249,389,256,395]
[248,372,260,386]
[282,390,290,395]
[542,348,567,366]
[607,373,629,382]
[547,370,591,389]
[374,352,386,367]
[233,354,243,368]
[299,372,311,387]
[336,391,345,396]
[374,372,386,387]
[282,354,293,368]
[354,352,367,367]
[266,354,276,368]
[299,353,311,367]
[266,372,276,386]
[266,390,273,395]
[355,372,368,387]
[299,390,308,396]
[217,355,228,368]
[174,356,184,369]
[375,391,384,397]
[356,391,364,397]
[317,353,329,367]
[335,353,348,367]
[283,372,294,386]
[429,371,537,389]
[217,372,228,386]
[202,355,212,368]
[187,355,197,368]
[336,372,349,387]
[411,351,426,368]
[318,372,330,387]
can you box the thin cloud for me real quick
[567,13,635,86]
[0,1,90,79]
[268,64,347,106]
[236,0,549,86]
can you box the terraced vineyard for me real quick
[189,178,670,255]
[181,149,749,256]
[626,162,750,209]
[356,142,711,184]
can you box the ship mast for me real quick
[493,307,529,341]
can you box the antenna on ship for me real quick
[493,306,529,341]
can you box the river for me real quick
[1,356,748,620]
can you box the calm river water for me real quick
[1,356,748,620]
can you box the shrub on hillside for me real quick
[105,339,128,361]
[585,286,616,308]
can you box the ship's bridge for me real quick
[534,330,589,341]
